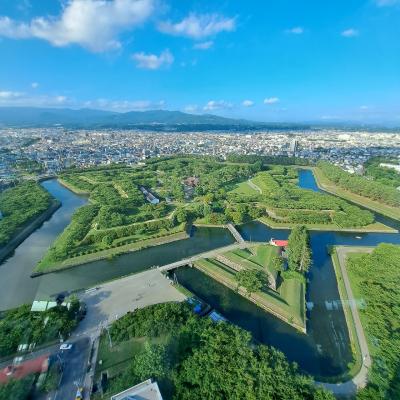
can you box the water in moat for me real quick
[1,171,399,378]
[175,169,400,378]
[0,179,234,310]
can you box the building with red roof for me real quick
[270,239,289,248]
[0,354,49,384]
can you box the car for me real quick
[75,387,84,400]
[59,343,73,350]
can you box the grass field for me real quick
[312,167,400,221]
[228,180,259,196]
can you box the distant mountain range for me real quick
[0,107,308,131]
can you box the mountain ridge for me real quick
[0,107,260,128]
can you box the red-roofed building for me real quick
[270,239,289,248]
[0,354,49,384]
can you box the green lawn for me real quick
[228,180,259,196]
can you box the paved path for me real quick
[318,246,373,397]
[247,179,262,194]
[76,269,186,335]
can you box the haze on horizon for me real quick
[0,0,399,125]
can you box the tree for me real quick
[235,269,265,294]
[270,253,285,272]
[130,342,169,382]
[287,225,312,273]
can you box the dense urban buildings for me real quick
[1,128,399,185]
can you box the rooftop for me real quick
[110,379,163,400]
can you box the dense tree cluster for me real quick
[287,226,312,273]
[347,244,400,399]
[0,377,34,400]
[226,154,310,166]
[0,300,80,357]
[0,181,54,247]
[252,168,374,228]
[364,157,400,189]
[318,161,400,207]
[102,302,334,400]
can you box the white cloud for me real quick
[375,0,400,6]
[0,0,154,52]
[31,82,39,89]
[84,98,165,111]
[203,100,233,111]
[242,100,254,107]
[132,49,174,69]
[158,13,236,39]
[184,104,198,113]
[360,105,370,110]
[264,97,279,105]
[193,40,213,50]
[0,90,24,99]
[0,92,72,107]
[285,27,304,34]
[341,28,359,37]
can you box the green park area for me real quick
[194,226,310,332]
[343,244,400,399]
[313,162,400,221]
[34,156,394,273]
[93,302,333,400]
[0,181,58,250]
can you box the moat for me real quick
[1,170,399,379]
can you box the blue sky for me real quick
[0,0,399,124]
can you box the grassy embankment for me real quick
[193,244,306,332]
[258,215,395,233]
[34,224,188,274]
[312,167,400,221]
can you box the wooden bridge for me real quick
[226,223,245,243]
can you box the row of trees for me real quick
[0,181,54,247]
[287,226,312,273]
[318,161,400,207]
[103,302,333,400]
[226,154,311,166]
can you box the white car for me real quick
[59,343,73,350]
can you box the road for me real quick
[56,338,91,400]
[317,246,373,397]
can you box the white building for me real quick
[111,379,163,400]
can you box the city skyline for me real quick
[0,0,400,124]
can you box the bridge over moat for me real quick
[157,241,264,272]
